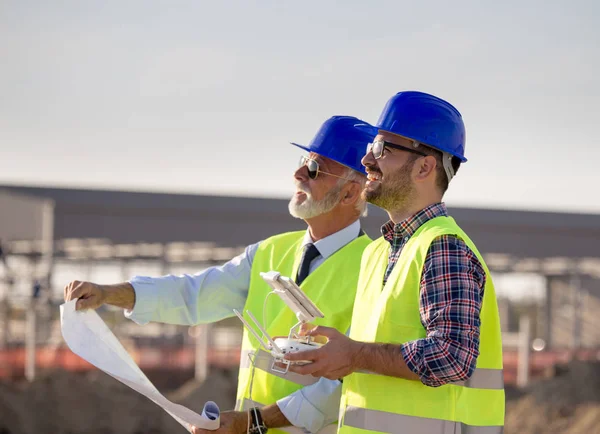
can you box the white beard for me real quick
[288,182,344,219]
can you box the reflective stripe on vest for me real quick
[239,349,320,387]
[356,367,504,390]
[459,367,504,390]
[343,406,504,434]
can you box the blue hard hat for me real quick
[375,91,467,162]
[291,116,377,174]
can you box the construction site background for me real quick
[1,188,599,433]
[0,294,599,434]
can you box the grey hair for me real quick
[341,168,368,217]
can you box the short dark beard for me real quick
[362,158,416,211]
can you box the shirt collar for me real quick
[303,219,362,260]
[381,202,448,244]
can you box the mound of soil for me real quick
[0,368,238,434]
[505,360,600,434]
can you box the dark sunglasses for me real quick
[367,139,427,159]
[299,156,353,181]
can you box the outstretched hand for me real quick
[63,280,106,311]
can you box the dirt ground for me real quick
[0,368,237,434]
[505,360,600,434]
[1,361,600,434]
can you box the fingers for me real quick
[63,280,81,301]
[76,296,99,311]
[298,323,316,336]
[63,281,102,310]
[70,283,93,301]
[288,359,327,376]
[190,424,212,434]
[298,324,327,344]
[307,325,337,339]
[284,348,320,362]
[287,359,349,380]
[191,425,220,434]
[272,360,288,370]
[310,334,329,345]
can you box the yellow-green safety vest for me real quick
[236,230,372,434]
[339,216,504,434]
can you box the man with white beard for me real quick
[64,116,375,434]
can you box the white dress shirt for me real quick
[125,219,362,433]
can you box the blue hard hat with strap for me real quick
[375,91,467,181]
[291,116,377,175]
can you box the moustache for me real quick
[364,163,381,173]
[295,183,311,194]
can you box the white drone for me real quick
[233,271,324,374]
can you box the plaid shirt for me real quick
[381,202,485,387]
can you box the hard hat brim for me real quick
[289,142,311,153]
[289,142,367,174]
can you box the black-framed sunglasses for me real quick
[366,139,427,160]
[299,156,353,181]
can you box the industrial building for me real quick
[1,185,599,383]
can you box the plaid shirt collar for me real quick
[381,202,449,245]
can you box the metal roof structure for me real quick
[1,185,599,276]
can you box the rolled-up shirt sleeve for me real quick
[125,241,261,326]
[400,235,486,387]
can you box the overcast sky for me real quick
[1,0,598,214]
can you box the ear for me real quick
[414,155,437,181]
[340,181,361,206]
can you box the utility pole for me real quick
[517,316,531,388]
[25,290,39,382]
[0,239,13,349]
[195,324,210,383]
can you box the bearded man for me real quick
[63,116,376,434]
[285,92,505,434]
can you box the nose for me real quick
[362,150,375,168]
[294,164,309,182]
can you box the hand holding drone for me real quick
[233,271,325,374]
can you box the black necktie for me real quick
[295,243,320,286]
